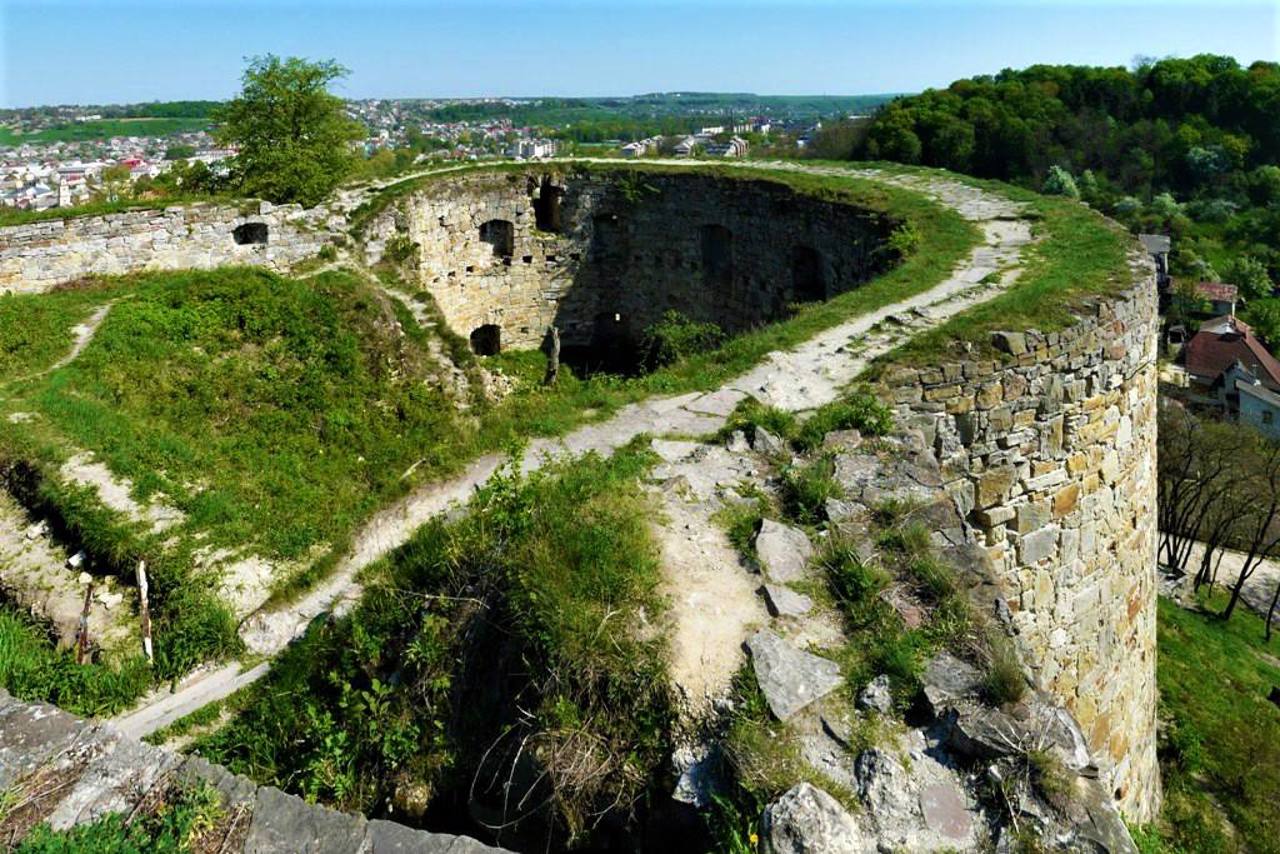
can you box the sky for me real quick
[1,0,1277,107]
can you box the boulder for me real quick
[671,743,722,808]
[856,674,893,714]
[751,426,788,457]
[855,743,981,852]
[947,703,1030,760]
[745,630,844,722]
[921,651,983,716]
[761,584,814,619]
[754,520,813,583]
[761,783,870,854]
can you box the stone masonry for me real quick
[878,249,1161,821]
[361,169,894,351]
[0,201,333,294]
[0,688,506,852]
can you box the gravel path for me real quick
[112,165,1033,739]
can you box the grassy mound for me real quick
[189,446,669,849]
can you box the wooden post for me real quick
[76,582,93,665]
[136,560,153,663]
[543,325,561,386]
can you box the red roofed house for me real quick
[1194,282,1238,317]
[1182,315,1280,391]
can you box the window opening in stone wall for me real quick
[469,324,502,356]
[533,179,564,232]
[590,213,625,262]
[233,222,269,245]
[791,244,826,301]
[479,219,514,258]
[700,224,733,287]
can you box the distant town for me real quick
[1,94,885,211]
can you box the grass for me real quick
[6,779,227,852]
[1138,593,1280,853]
[0,282,117,378]
[0,194,233,228]
[865,171,1133,370]
[188,445,670,847]
[0,117,209,146]
[0,606,152,717]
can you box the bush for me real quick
[639,310,724,370]
[1042,166,1079,198]
[0,607,152,717]
[780,454,840,523]
[793,388,893,451]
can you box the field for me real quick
[0,117,209,145]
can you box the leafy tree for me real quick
[164,144,196,161]
[1242,297,1280,347]
[214,55,366,207]
[95,164,133,203]
[1223,255,1274,302]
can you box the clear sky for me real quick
[1,0,1277,107]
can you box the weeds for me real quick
[192,446,671,848]
[982,633,1028,706]
[780,454,840,523]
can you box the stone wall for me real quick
[878,250,1161,821]
[0,688,505,852]
[0,202,332,294]
[362,169,894,352]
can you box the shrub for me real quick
[1042,166,1079,198]
[383,233,419,266]
[639,310,724,370]
[982,634,1027,705]
[793,388,892,451]
[780,454,840,523]
[887,221,921,259]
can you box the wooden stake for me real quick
[136,560,153,663]
[76,582,93,665]
[542,325,561,386]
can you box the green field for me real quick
[0,116,209,145]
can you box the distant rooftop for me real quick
[1195,281,1238,303]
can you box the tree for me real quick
[1241,297,1280,347]
[1221,431,1280,621]
[214,55,366,207]
[1223,255,1274,303]
[95,164,133,203]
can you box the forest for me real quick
[833,55,1280,340]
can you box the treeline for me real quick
[112,100,222,118]
[827,55,1280,330]
[847,55,1278,191]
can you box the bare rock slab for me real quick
[746,630,843,722]
[761,583,813,618]
[762,782,872,854]
[754,519,813,583]
[244,785,367,853]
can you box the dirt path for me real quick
[1177,541,1280,625]
[113,166,1033,740]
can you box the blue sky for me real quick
[1,1,1276,107]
